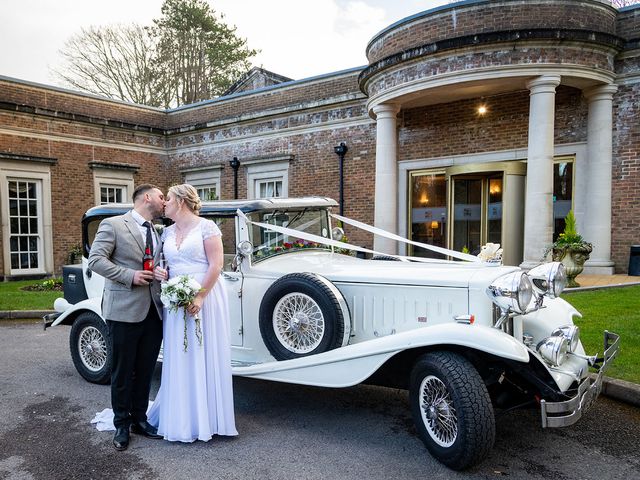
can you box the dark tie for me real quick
[143,222,154,256]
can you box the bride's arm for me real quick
[192,233,224,308]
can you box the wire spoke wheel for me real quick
[419,375,458,447]
[78,325,108,372]
[273,293,325,353]
[409,352,495,470]
[70,312,112,384]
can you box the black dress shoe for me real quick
[130,420,162,439]
[113,427,130,451]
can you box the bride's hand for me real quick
[154,266,168,281]
[187,297,203,316]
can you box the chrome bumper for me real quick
[540,330,620,428]
[42,312,61,330]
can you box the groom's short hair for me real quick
[132,183,160,203]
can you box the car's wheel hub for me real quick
[79,326,107,372]
[273,293,325,354]
[419,375,458,448]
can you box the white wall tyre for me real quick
[69,312,112,384]
[259,273,349,360]
[409,351,495,470]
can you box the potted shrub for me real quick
[545,210,592,287]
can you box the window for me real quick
[245,156,291,200]
[100,185,125,204]
[1,156,54,277]
[183,166,222,201]
[90,163,136,206]
[257,179,283,198]
[8,180,42,271]
[553,158,574,241]
[196,185,218,201]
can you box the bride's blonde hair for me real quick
[169,184,202,214]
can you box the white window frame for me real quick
[245,157,290,200]
[183,166,222,201]
[92,167,134,206]
[0,160,54,277]
[100,184,126,204]
[256,178,284,198]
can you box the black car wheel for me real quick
[409,351,495,470]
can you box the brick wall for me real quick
[399,87,586,160]
[612,83,640,272]
[367,0,617,63]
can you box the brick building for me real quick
[0,0,638,279]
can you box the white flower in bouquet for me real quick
[160,274,204,351]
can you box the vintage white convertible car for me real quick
[44,197,618,470]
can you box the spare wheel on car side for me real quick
[259,272,351,360]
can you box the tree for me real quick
[53,24,161,106]
[151,0,257,107]
[54,0,257,108]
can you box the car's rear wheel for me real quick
[259,273,349,360]
[409,351,495,470]
[70,312,111,384]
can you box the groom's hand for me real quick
[133,270,154,286]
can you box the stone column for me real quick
[582,84,618,274]
[521,75,561,270]
[372,104,400,254]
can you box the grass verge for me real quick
[563,285,640,384]
[0,279,62,311]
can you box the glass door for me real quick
[452,178,482,254]
[408,171,447,258]
[451,174,503,255]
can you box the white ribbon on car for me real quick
[237,210,480,263]
[330,213,481,263]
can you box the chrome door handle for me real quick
[221,271,239,282]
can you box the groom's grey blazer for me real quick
[88,211,163,323]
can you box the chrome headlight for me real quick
[552,325,580,352]
[537,335,569,366]
[486,271,533,314]
[527,262,567,299]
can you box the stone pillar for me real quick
[521,75,561,270]
[582,84,618,274]
[372,103,400,254]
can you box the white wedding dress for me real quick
[92,218,238,442]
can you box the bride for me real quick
[148,183,238,441]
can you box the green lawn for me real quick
[0,279,62,311]
[562,285,640,384]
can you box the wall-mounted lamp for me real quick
[229,156,240,199]
[334,142,348,216]
[430,220,439,229]
[477,105,488,115]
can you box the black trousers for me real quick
[108,306,162,429]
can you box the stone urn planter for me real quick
[551,243,593,288]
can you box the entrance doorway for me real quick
[408,161,527,265]
[451,174,503,255]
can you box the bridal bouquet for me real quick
[160,274,203,352]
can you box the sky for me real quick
[0,0,450,88]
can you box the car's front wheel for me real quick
[69,312,111,384]
[409,351,495,470]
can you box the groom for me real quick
[88,184,165,451]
